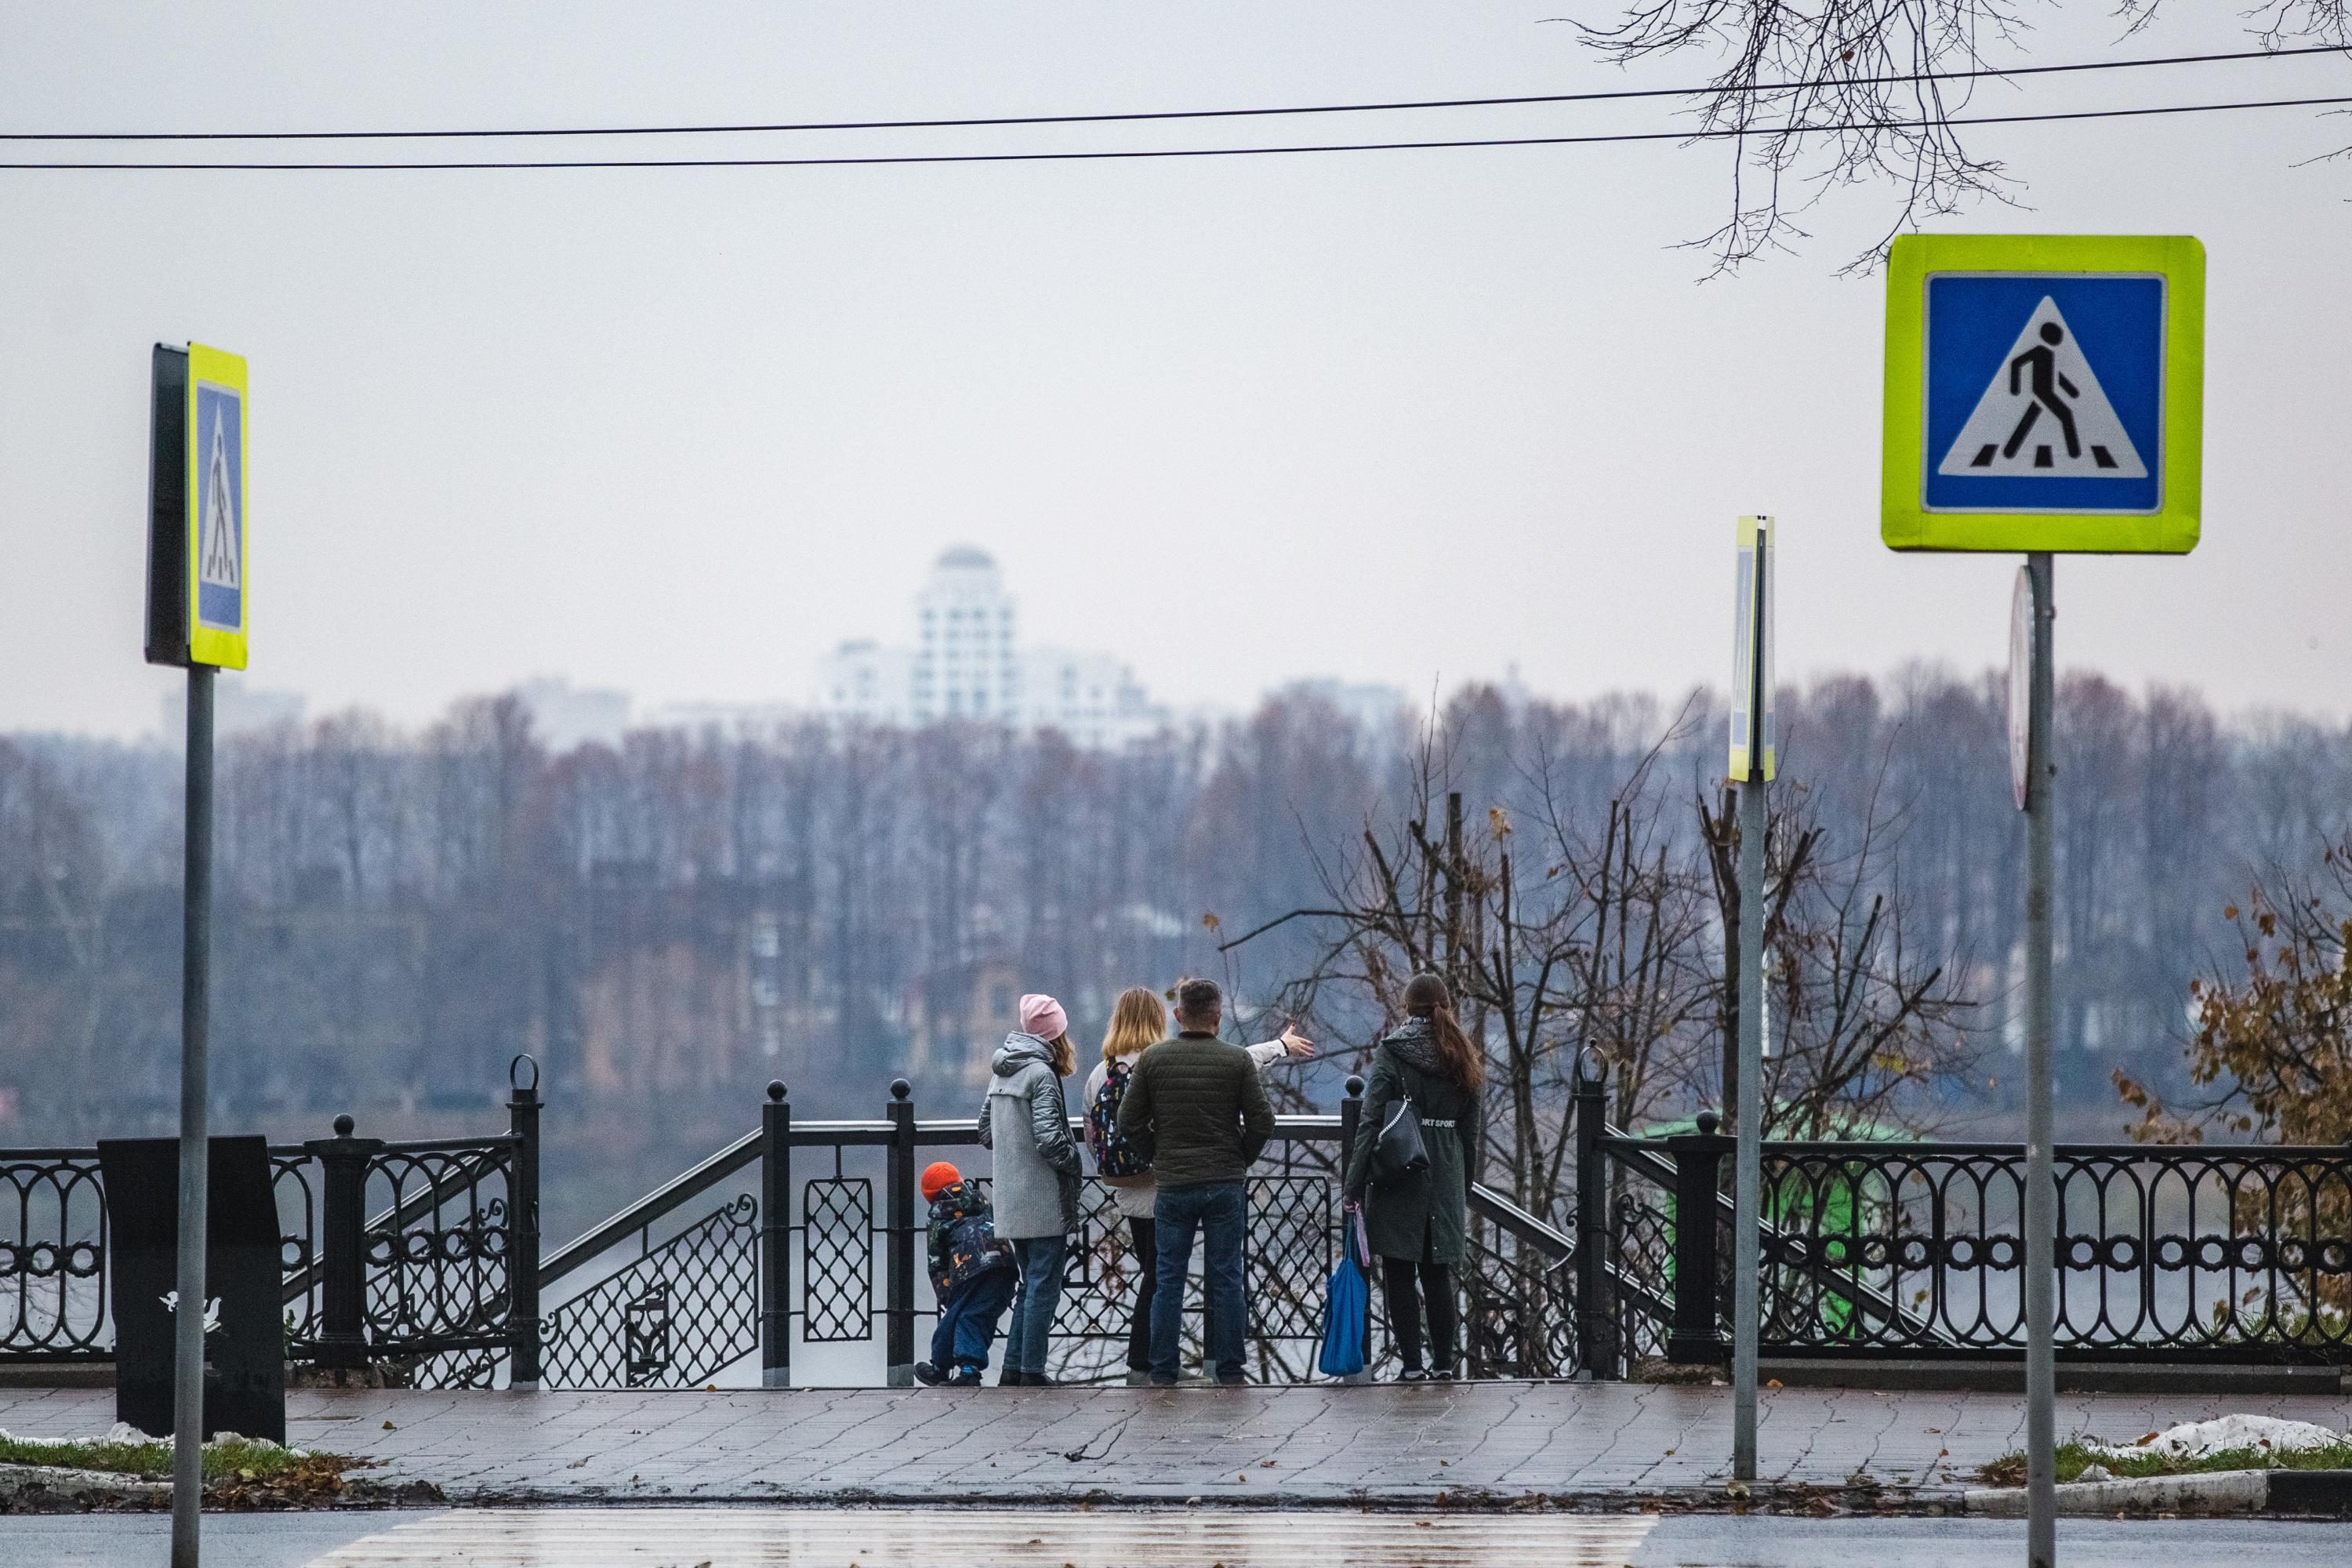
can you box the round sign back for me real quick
[2008,565,2032,811]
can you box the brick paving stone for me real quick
[2,1381,2344,1506]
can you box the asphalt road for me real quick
[2,1508,2345,1566]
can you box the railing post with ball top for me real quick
[1573,1054,1615,1379]
[760,1080,792,1388]
[305,1112,384,1374]
[1340,1073,1369,1374]
[885,1078,916,1387]
[506,1054,543,1388]
[1667,1110,1733,1365]
[1339,1073,1364,1161]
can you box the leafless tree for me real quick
[1571,2,2352,271]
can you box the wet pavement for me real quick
[4,1508,2348,1566]
[3,1381,2346,1506]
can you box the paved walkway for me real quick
[2,1383,2347,1506]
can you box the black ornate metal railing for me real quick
[0,1151,109,1363]
[1746,1140,2352,1362]
[0,1057,540,1387]
[10,1052,2350,1386]
[542,1193,759,1388]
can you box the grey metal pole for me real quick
[1730,523,1769,1484]
[172,663,214,1567]
[2024,551,2057,1568]
[1730,769,1766,1481]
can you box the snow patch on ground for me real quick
[2087,1414,2348,1461]
[0,1424,307,1457]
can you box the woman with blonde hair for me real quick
[1083,983,1310,1383]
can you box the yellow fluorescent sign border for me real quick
[185,342,249,670]
[1879,234,2204,554]
[1729,515,1776,784]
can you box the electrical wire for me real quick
[1,44,2345,143]
[2,93,2345,171]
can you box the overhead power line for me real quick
[2,93,2346,171]
[1,43,2344,143]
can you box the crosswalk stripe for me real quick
[307,1506,1660,1566]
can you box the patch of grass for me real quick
[1979,1438,2352,1487]
[0,1435,323,1484]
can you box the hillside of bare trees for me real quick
[4,668,2347,1230]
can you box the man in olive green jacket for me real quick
[1116,978,1274,1384]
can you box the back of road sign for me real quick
[1881,234,2203,554]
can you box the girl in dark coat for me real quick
[1342,972,1486,1380]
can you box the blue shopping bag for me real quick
[1318,1203,1370,1378]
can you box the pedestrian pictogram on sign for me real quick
[196,387,243,630]
[1937,297,2146,479]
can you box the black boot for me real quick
[999,1366,1026,1387]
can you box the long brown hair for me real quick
[1403,972,1484,1091]
[1102,987,1167,1062]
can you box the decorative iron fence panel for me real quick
[1465,1222,1579,1380]
[802,1175,873,1343]
[272,1149,321,1342]
[0,1152,108,1363]
[1753,1142,2352,1360]
[543,1194,759,1388]
[361,1136,521,1388]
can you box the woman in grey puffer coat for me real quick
[977,993,1083,1385]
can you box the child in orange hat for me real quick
[915,1160,1016,1387]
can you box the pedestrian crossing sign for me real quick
[1881,234,2202,553]
[144,342,249,670]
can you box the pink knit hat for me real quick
[1019,993,1069,1040]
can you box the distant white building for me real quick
[1279,677,1411,752]
[514,677,631,752]
[913,545,1019,724]
[159,675,305,742]
[1019,647,1163,750]
[813,641,915,728]
[816,546,1169,747]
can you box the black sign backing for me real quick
[96,1136,286,1443]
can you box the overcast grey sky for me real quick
[5,3,2347,739]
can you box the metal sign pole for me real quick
[2023,551,2057,1567]
[172,663,214,1568]
[1731,754,1766,1478]
[1730,521,1769,1484]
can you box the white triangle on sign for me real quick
[1936,296,2147,479]
[201,410,240,590]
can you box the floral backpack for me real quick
[1087,1059,1152,1180]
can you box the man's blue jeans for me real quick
[930,1265,1017,1372]
[1006,1236,1068,1375]
[1150,1180,1248,1381]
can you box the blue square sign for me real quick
[1922,274,2165,515]
[194,380,244,632]
[1883,234,2201,554]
